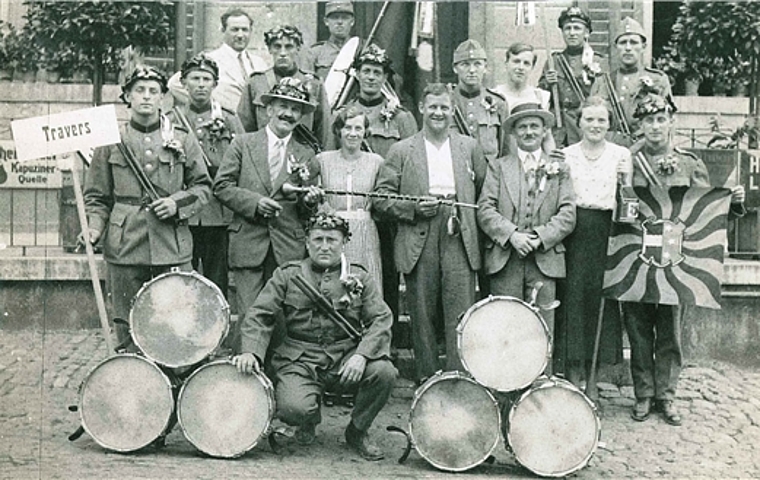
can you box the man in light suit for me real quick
[214,78,322,351]
[477,103,576,339]
[373,83,487,382]
[168,8,268,111]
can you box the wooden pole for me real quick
[541,3,562,128]
[585,298,605,401]
[74,152,114,355]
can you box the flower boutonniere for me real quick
[160,113,185,172]
[199,101,231,149]
[481,96,498,115]
[379,104,398,130]
[336,253,365,310]
[286,154,311,185]
[536,160,564,192]
[656,155,679,176]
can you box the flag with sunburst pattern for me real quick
[603,186,731,309]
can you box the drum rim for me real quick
[506,376,602,477]
[130,270,231,369]
[176,359,275,458]
[79,353,175,453]
[457,295,552,392]
[409,371,502,473]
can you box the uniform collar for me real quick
[458,87,481,99]
[309,259,341,274]
[619,64,640,75]
[189,102,212,114]
[358,95,384,107]
[274,65,299,78]
[564,45,584,56]
[129,119,160,133]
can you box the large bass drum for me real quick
[457,295,551,392]
[506,376,601,477]
[79,354,175,452]
[177,360,275,458]
[408,371,501,472]
[130,270,230,369]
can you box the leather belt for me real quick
[288,331,350,344]
[114,196,149,206]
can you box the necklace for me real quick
[581,142,606,162]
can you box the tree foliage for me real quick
[24,1,174,103]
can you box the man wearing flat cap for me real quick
[590,17,672,145]
[624,93,745,427]
[233,211,396,461]
[540,7,609,147]
[215,78,323,352]
[477,103,576,344]
[237,25,330,150]
[306,1,356,81]
[167,53,245,300]
[83,65,212,348]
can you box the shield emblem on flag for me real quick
[603,186,732,309]
[639,219,686,268]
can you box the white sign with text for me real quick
[11,104,120,162]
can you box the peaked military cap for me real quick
[325,1,354,17]
[264,25,304,47]
[616,16,646,43]
[453,39,487,64]
[558,6,592,32]
[120,65,168,103]
[260,77,316,113]
[180,53,219,81]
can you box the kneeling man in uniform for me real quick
[233,212,397,461]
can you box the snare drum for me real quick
[409,371,501,472]
[506,376,601,477]
[177,360,274,458]
[457,296,551,392]
[130,270,230,368]
[79,354,175,452]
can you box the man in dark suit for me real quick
[214,78,321,351]
[477,103,576,340]
[373,83,487,382]
[233,212,396,461]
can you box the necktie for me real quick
[269,139,285,182]
[525,153,537,190]
[238,52,250,79]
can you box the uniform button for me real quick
[468,101,474,106]
[469,125,475,130]
[621,86,627,91]
[144,137,151,143]
[197,129,203,136]
[197,117,203,122]
[145,149,153,156]
[468,113,474,118]
[144,162,154,172]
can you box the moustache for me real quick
[277,114,297,124]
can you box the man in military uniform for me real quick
[167,53,244,298]
[590,17,672,145]
[449,39,509,163]
[625,94,745,426]
[540,7,609,147]
[306,1,356,81]
[83,66,211,347]
[233,212,396,461]
[334,44,417,338]
[215,78,322,351]
[237,25,330,149]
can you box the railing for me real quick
[673,127,719,149]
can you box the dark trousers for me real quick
[190,225,229,298]
[227,248,278,353]
[274,352,397,432]
[405,207,476,381]
[623,302,682,401]
[108,262,192,348]
[378,222,400,320]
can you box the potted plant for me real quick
[0,21,13,81]
[8,28,39,82]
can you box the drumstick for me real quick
[585,298,605,401]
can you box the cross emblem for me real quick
[638,219,686,268]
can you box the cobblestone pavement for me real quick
[2,330,760,480]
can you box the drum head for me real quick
[508,379,600,477]
[177,361,274,458]
[410,372,501,472]
[131,271,229,368]
[458,297,550,391]
[80,355,174,452]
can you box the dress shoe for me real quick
[631,397,652,422]
[345,422,384,461]
[295,423,316,445]
[657,400,682,426]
